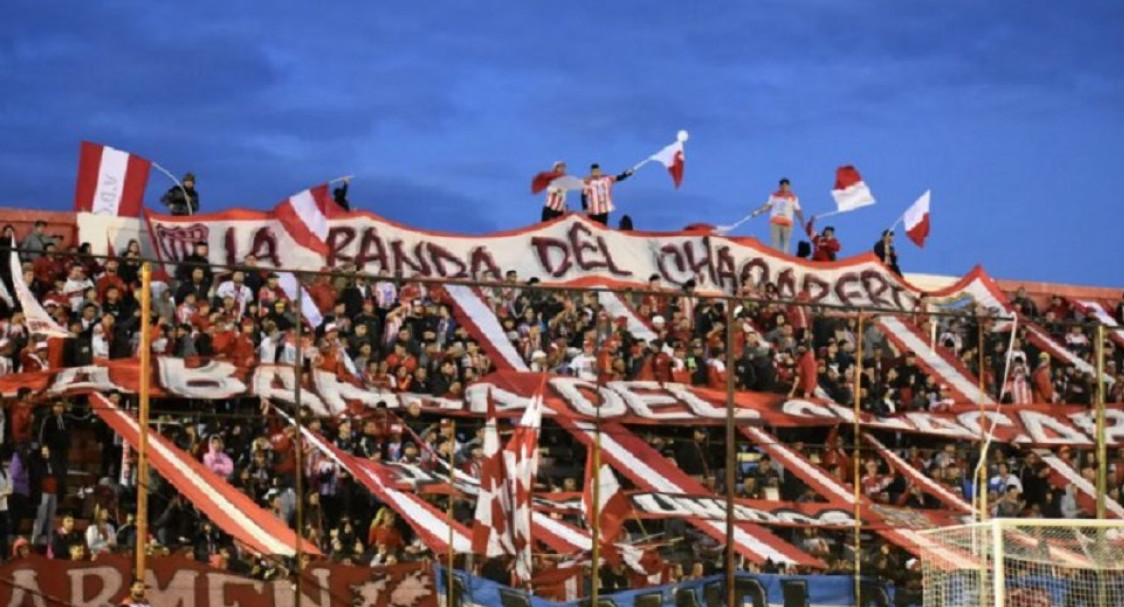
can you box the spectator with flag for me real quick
[804,218,841,262]
[160,172,199,216]
[531,161,572,223]
[750,178,805,254]
[874,230,901,275]
[582,164,634,226]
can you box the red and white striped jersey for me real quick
[583,175,617,215]
[544,187,567,212]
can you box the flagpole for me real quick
[447,419,457,607]
[135,262,152,578]
[293,283,305,607]
[852,314,864,605]
[150,162,192,216]
[591,405,602,607]
[723,300,737,607]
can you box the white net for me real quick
[919,520,1124,607]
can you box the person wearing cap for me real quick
[750,178,805,254]
[582,163,634,226]
[570,339,598,381]
[160,172,200,216]
[803,216,841,262]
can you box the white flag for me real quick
[9,243,69,338]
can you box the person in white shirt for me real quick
[750,178,805,254]
[85,505,116,555]
[214,271,253,317]
[988,462,1022,494]
[569,340,598,381]
[62,265,95,312]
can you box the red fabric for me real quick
[531,171,562,195]
[833,165,863,190]
[795,349,817,396]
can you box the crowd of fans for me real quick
[0,221,1120,604]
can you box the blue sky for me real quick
[1,0,1121,286]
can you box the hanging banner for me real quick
[139,209,1009,311]
[2,361,1122,448]
[0,555,436,607]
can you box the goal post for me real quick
[919,519,1124,607]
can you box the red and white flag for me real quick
[581,451,631,544]
[645,131,687,188]
[472,389,515,556]
[504,375,547,587]
[831,165,876,213]
[274,184,341,256]
[8,243,69,338]
[903,190,931,247]
[73,141,152,217]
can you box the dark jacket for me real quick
[161,185,199,216]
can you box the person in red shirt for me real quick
[1031,353,1055,403]
[789,342,818,398]
[804,218,841,261]
[95,259,127,302]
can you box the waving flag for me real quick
[9,244,69,338]
[581,450,631,544]
[472,389,515,556]
[904,190,932,247]
[274,184,340,256]
[639,130,688,188]
[830,165,876,213]
[73,141,152,217]
[504,375,547,587]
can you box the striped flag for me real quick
[274,184,340,255]
[73,141,152,217]
[504,375,547,588]
[471,388,515,556]
[830,165,876,213]
[581,451,631,544]
[9,240,69,338]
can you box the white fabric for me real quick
[831,182,876,212]
[1040,453,1124,518]
[877,316,993,404]
[597,291,658,342]
[648,140,683,167]
[444,285,528,371]
[98,395,295,555]
[745,426,975,568]
[90,146,131,216]
[289,188,328,240]
[571,420,798,564]
[903,190,931,231]
[277,272,323,328]
[9,243,69,338]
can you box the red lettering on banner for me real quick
[657,245,686,283]
[426,243,469,278]
[713,246,738,293]
[224,227,238,266]
[739,257,770,290]
[682,238,715,285]
[356,228,390,272]
[801,274,831,302]
[888,282,916,311]
[834,273,864,307]
[326,226,356,267]
[531,237,572,278]
[248,228,281,267]
[390,241,432,277]
[775,269,797,300]
[861,270,892,308]
[568,223,633,277]
[468,246,502,281]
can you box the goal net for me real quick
[919,520,1124,607]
